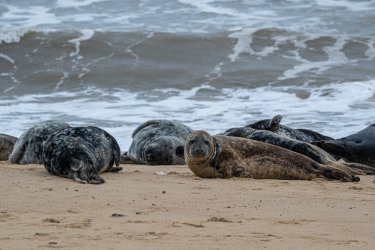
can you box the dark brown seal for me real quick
[184,130,359,182]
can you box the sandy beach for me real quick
[1,161,374,250]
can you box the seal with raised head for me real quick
[185,130,359,182]
[43,126,122,184]
[9,120,70,164]
[313,123,375,167]
[223,127,375,175]
[121,119,192,165]
[240,115,333,142]
[0,133,18,161]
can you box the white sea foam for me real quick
[69,29,95,58]
[315,0,375,11]
[0,30,27,44]
[1,82,374,150]
[0,53,15,64]
[1,5,60,29]
[56,0,111,8]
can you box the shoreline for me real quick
[1,161,374,249]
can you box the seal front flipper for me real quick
[120,152,136,164]
[131,120,162,138]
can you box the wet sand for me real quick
[1,161,374,249]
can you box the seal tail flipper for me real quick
[269,115,282,132]
[342,161,375,175]
[131,120,162,138]
[312,162,359,182]
[71,159,105,184]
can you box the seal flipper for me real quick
[269,115,282,132]
[70,158,105,184]
[9,138,27,164]
[120,152,136,164]
[341,161,375,175]
[132,120,162,138]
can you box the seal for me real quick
[237,115,333,142]
[9,120,70,164]
[313,123,375,167]
[0,133,18,161]
[121,119,192,165]
[43,126,122,184]
[223,127,375,175]
[185,130,359,182]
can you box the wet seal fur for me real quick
[0,134,18,161]
[314,123,375,167]
[185,130,359,182]
[223,127,375,175]
[238,115,333,142]
[9,120,70,164]
[121,120,192,165]
[43,126,121,184]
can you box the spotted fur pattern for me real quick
[43,126,122,184]
[122,119,192,165]
[9,120,70,164]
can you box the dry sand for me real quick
[1,161,374,250]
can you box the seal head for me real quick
[185,130,222,178]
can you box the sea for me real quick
[1,0,375,150]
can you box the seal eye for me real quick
[189,139,196,145]
[204,139,209,145]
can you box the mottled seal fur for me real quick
[9,120,70,164]
[0,134,18,161]
[223,127,375,175]
[237,115,333,142]
[314,123,375,167]
[121,120,192,165]
[185,130,359,182]
[43,126,121,184]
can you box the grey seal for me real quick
[185,130,359,182]
[43,126,122,184]
[9,120,70,164]
[121,119,192,165]
[0,134,18,161]
[223,127,374,175]
[314,123,375,167]
[233,115,333,142]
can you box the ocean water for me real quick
[1,0,375,150]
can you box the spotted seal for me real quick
[43,126,122,184]
[314,123,375,167]
[121,119,192,165]
[0,134,18,161]
[9,120,70,164]
[223,127,375,175]
[235,115,333,142]
[185,130,359,182]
